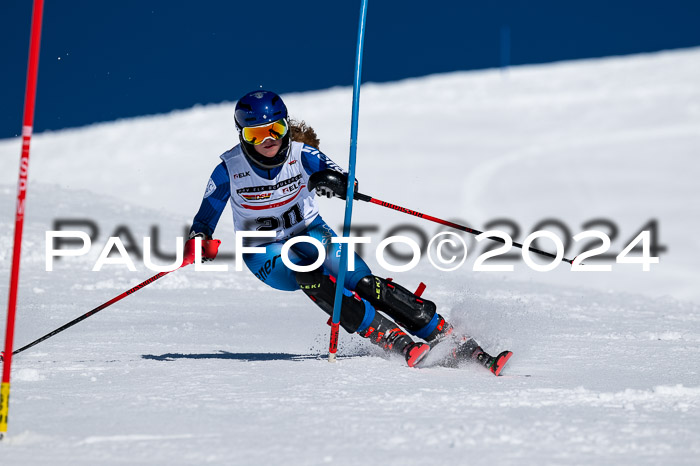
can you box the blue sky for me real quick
[2,0,699,138]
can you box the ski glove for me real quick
[182,233,221,266]
[308,169,358,200]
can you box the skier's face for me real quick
[254,138,283,158]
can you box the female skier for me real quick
[183,90,511,374]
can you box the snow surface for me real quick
[1,48,700,465]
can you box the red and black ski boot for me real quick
[440,336,512,376]
[403,341,431,368]
[474,349,512,376]
[358,312,430,368]
[426,315,455,347]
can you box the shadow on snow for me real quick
[141,350,370,362]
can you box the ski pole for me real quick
[353,192,576,265]
[0,269,174,362]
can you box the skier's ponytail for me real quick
[289,118,320,149]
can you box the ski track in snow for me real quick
[1,49,700,465]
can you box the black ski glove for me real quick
[308,169,358,200]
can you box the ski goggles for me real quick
[241,118,288,145]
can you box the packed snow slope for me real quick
[1,48,699,465]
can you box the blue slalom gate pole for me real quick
[328,0,369,362]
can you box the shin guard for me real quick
[355,275,438,336]
[295,270,370,334]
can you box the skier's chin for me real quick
[255,141,282,157]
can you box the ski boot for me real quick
[447,336,512,376]
[353,275,513,374]
[475,349,513,376]
[425,315,455,347]
[358,311,430,368]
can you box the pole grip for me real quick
[354,192,372,202]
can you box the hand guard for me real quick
[307,169,358,200]
[182,233,221,266]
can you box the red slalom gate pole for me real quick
[354,192,576,265]
[1,0,45,440]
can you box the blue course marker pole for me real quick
[328,0,369,363]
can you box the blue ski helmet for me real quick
[235,90,288,128]
[234,90,291,169]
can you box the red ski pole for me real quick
[0,269,176,363]
[0,237,217,362]
[1,0,45,439]
[353,192,576,265]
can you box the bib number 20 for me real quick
[256,204,304,231]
